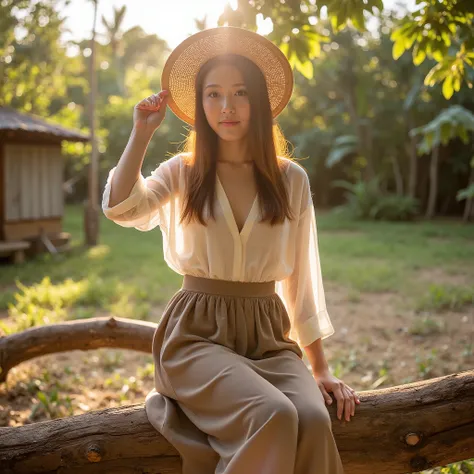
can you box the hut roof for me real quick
[0,107,90,143]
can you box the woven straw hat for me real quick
[161,26,294,126]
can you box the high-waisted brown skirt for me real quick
[145,275,344,474]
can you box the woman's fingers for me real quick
[341,386,351,421]
[318,377,360,422]
[317,381,333,405]
[334,384,358,422]
[344,386,355,421]
[345,384,361,404]
[332,383,346,420]
[136,98,153,110]
[137,101,159,111]
[136,92,164,111]
[133,91,169,131]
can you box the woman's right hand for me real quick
[133,90,169,133]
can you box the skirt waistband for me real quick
[181,275,276,297]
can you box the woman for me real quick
[102,26,359,474]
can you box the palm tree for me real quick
[85,0,99,246]
[102,5,127,95]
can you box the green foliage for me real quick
[326,135,359,168]
[416,284,474,312]
[0,0,69,114]
[332,178,420,221]
[0,0,173,202]
[2,0,473,220]
[440,461,474,474]
[279,14,471,216]
[27,369,74,420]
[218,0,382,80]
[332,177,382,218]
[0,274,149,335]
[390,0,474,98]
[370,194,420,221]
[322,0,384,32]
[103,372,145,402]
[457,157,474,203]
[416,348,437,379]
[408,315,443,336]
[31,386,74,420]
[457,183,474,202]
[410,105,474,154]
[218,0,473,98]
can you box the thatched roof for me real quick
[0,107,90,143]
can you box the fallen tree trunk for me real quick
[0,317,156,383]
[0,370,473,473]
[1,318,473,473]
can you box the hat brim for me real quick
[161,26,294,126]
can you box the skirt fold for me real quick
[145,275,344,474]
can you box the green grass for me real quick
[0,205,182,331]
[0,205,473,329]
[415,284,474,312]
[1,205,182,293]
[316,211,474,298]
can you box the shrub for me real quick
[332,178,420,221]
[370,194,420,221]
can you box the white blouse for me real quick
[101,153,335,348]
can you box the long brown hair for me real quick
[178,53,297,227]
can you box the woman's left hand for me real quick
[313,369,360,422]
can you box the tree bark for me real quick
[343,95,376,181]
[426,144,439,219]
[406,113,418,199]
[390,153,404,195]
[1,319,473,473]
[0,370,472,474]
[0,317,156,384]
[463,167,474,222]
[335,50,376,181]
[84,0,100,247]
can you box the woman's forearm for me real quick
[108,126,154,207]
[303,337,330,375]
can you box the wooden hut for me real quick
[0,107,90,263]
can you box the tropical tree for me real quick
[410,105,474,218]
[84,0,100,246]
[391,0,474,99]
[101,5,127,95]
[0,0,69,114]
[218,0,473,98]
[457,157,474,222]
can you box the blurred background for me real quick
[0,1,473,472]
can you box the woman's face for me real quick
[201,63,250,142]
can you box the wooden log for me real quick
[0,317,156,383]
[0,370,473,474]
[1,318,473,473]
[0,404,180,474]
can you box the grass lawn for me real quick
[1,205,473,321]
[318,210,474,304]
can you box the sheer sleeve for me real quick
[101,154,179,232]
[277,173,335,348]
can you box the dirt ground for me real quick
[1,281,472,430]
